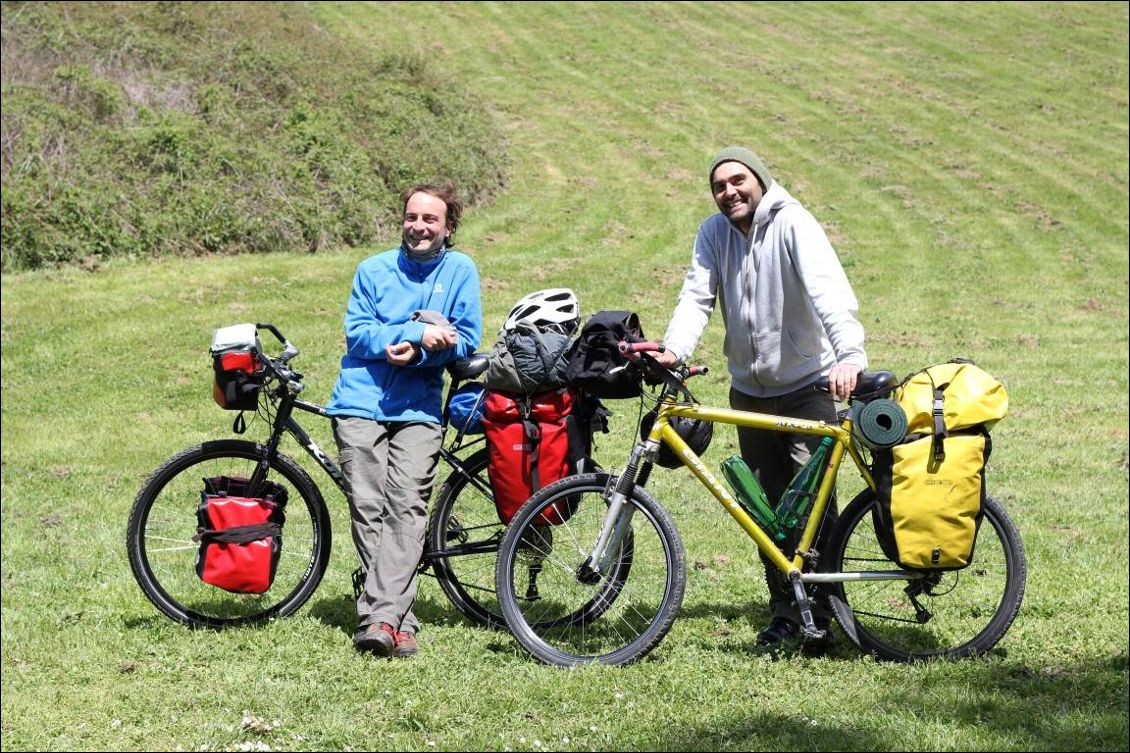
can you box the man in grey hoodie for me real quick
[655,146,866,647]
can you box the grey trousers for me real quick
[333,417,443,637]
[729,386,840,624]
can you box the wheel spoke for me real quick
[428,449,507,629]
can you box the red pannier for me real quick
[482,388,577,525]
[195,476,288,593]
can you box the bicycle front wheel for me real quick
[127,440,332,628]
[427,448,507,628]
[495,473,686,667]
[827,490,1026,661]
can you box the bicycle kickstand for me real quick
[789,571,826,641]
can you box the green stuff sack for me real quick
[873,359,1008,570]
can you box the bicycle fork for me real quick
[575,446,645,585]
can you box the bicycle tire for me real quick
[496,473,686,667]
[127,440,332,629]
[826,490,1026,661]
[427,448,507,628]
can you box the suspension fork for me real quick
[575,444,646,584]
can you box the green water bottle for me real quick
[775,436,834,531]
[719,456,785,541]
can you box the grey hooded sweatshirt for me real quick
[662,182,866,398]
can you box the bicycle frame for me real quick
[245,323,490,515]
[642,399,918,587]
[256,393,492,566]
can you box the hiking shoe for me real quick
[355,622,396,656]
[392,630,418,659]
[756,616,799,645]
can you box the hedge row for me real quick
[0,1,508,270]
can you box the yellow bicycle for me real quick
[494,342,1026,666]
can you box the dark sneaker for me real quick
[393,630,418,658]
[756,616,799,646]
[355,622,396,656]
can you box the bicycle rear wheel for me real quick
[827,490,1026,661]
[127,440,331,628]
[496,473,686,667]
[427,448,507,628]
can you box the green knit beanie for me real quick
[708,146,774,191]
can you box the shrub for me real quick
[0,1,508,270]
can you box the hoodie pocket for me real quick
[783,326,820,359]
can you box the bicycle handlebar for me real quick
[616,340,708,400]
[250,322,303,396]
[618,340,665,355]
[256,322,300,364]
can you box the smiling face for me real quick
[710,161,764,234]
[401,191,450,254]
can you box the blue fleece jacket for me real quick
[326,247,482,423]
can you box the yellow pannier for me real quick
[874,359,1008,570]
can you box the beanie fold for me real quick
[709,146,773,191]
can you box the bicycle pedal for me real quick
[800,627,827,642]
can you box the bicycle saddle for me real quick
[448,353,489,381]
[853,370,897,397]
[815,370,897,399]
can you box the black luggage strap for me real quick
[931,382,948,463]
[524,421,542,492]
[195,522,281,545]
[519,396,543,492]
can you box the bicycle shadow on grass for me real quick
[677,599,856,660]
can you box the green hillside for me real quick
[0,1,506,270]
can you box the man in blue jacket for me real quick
[327,183,482,658]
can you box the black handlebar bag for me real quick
[564,310,646,399]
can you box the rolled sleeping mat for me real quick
[854,399,908,449]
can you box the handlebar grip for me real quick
[686,366,710,377]
[618,340,664,355]
[255,323,300,363]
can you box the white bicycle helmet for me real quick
[502,288,581,335]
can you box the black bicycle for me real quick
[126,323,506,629]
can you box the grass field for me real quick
[2,2,1127,750]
